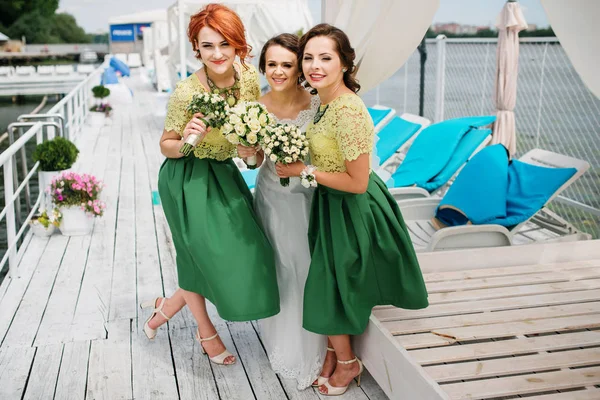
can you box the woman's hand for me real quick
[183,113,211,141]
[275,161,305,178]
[237,144,258,158]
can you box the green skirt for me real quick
[158,156,280,321]
[303,173,428,335]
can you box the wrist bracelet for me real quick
[300,165,318,188]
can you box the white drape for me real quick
[541,0,600,99]
[322,0,439,93]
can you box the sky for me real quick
[57,0,550,33]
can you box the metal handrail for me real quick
[0,122,44,276]
[0,64,103,278]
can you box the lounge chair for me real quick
[386,116,495,201]
[373,113,431,175]
[241,168,259,191]
[398,146,591,252]
[367,106,396,133]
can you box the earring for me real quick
[342,68,347,73]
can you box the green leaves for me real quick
[92,85,111,100]
[32,137,79,172]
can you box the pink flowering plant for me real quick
[48,171,106,217]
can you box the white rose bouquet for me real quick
[179,92,230,156]
[261,123,309,187]
[221,101,273,169]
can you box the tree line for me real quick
[0,0,108,44]
[425,27,555,39]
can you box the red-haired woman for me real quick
[140,4,280,366]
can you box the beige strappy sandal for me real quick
[196,329,236,365]
[140,297,171,340]
[312,347,336,387]
[319,357,364,396]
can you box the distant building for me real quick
[432,23,461,34]
[0,32,23,52]
[108,9,166,55]
[432,23,485,35]
[526,23,537,32]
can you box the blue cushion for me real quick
[368,108,392,127]
[436,144,577,228]
[109,57,130,77]
[241,169,259,189]
[390,116,496,188]
[101,67,119,85]
[421,129,491,192]
[376,117,421,165]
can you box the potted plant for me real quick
[29,208,62,237]
[32,137,79,209]
[49,171,106,236]
[89,85,112,126]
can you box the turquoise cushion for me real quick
[376,117,422,165]
[241,169,259,189]
[368,107,392,127]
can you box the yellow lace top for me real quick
[163,63,261,160]
[306,94,374,173]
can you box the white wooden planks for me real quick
[86,319,133,400]
[384,302,600,335]
[410,330,600,365]
[54,341,91,400]
[22,344,64,399]
[442,366,600,400]
[0,346,36,399]
[425,348,600,382]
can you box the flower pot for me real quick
[59,206,93,236]
[29,219,56,237]
[88,111,106,127]
[39,170,65,209]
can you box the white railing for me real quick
[0,123,44,277]
[0,65,104,278]
[363,37,600,238]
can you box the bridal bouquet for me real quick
[261,123,309,187]
[179,93,230,156]
[221,101,274,169]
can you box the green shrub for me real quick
[92,85,110,100]
[32,137,79,171]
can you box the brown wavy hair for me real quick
[298,23,360,93]
[187,4,252,69]
[258,33,300,74]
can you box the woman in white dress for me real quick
[238,33,327,390]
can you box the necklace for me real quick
[206,67,240,106]
[313,104,328,124]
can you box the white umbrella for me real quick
[491,0,528,156]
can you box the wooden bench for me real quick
[355,239,600,399]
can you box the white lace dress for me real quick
[255,95,327,390]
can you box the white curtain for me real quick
[541,0,600,99]
[322,0,439,93]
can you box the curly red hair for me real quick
[187,4,252,69]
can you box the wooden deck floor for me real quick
[0,72,388,400]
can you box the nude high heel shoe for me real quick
[140,297,171,340]
[312,347,336,387]
[319,357,364,396]
[196,329,236,365]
